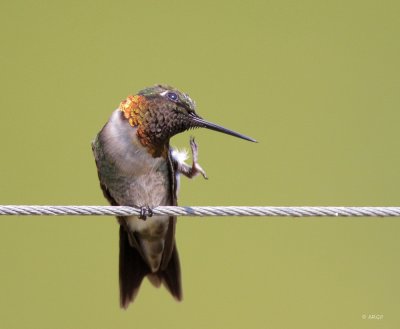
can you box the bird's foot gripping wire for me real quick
[138,206,153,220]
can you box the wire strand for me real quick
[0,205,399,217]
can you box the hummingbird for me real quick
[92,85,256,308]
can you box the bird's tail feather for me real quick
[119,226,182,308]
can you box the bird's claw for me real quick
[139,206,153,220]
[194,163,208,179]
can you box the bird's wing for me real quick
[92,138,144,254]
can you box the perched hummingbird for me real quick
[92,85,256,308]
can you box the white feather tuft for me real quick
[171,148,189,165]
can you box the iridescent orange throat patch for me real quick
[118,95,147,127]
[118,95,167,157]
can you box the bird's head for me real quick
[118,85,256,156]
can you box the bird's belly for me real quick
[126,171,171,208]
[121,172,171,232]
[101,155,171,207]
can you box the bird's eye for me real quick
[167,92,179,102]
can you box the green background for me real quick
[0,0,399,328]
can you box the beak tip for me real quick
[241,135,258,143]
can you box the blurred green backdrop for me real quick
[0,0,399,328]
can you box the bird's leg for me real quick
[138,206,153,220]
[175,137,208,179]
[189,137,208,179]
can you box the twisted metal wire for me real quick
[0,205,400,217]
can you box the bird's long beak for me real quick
[191,116,257,142]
